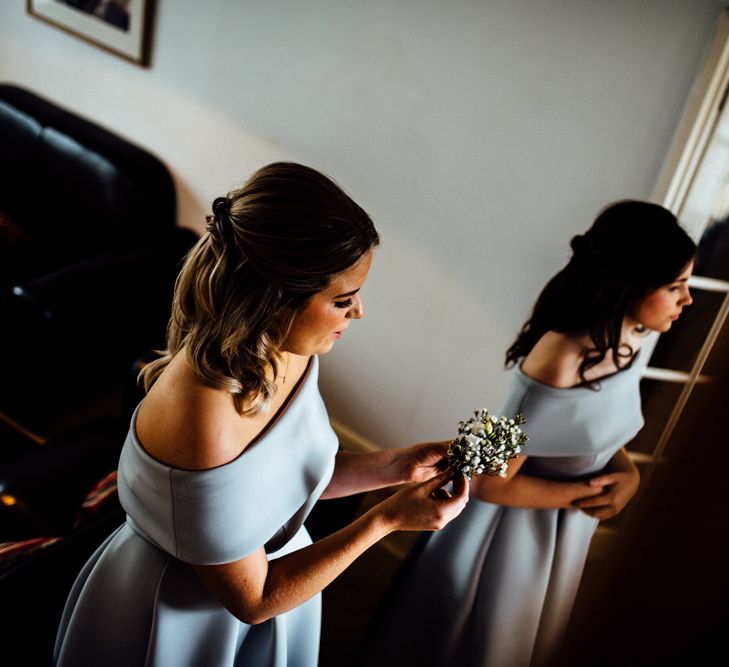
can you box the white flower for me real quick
[447,408,529,480]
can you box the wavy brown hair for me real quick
[505,200,696,384]
[140,162,379,414]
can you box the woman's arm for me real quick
[470,455,605,509]
[572,447,640,520]
[194,470,468,624]
[320,441,450,499]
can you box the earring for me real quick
[633,323,650,337]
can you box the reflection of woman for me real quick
[361,200,696,667]
[53,162,468,667]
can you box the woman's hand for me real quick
[392,441,452,484]
[321,441,452,499]
[375,469,469,532]
[572,453,640,520]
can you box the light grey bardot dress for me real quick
[361,358,644,667]
[54,356,338,667]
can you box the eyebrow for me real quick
[333,288,360,299]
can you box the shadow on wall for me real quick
[553,342,729,665]
[173,172,209,234]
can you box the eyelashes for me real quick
[334,298,354,309]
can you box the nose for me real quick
[346,294,364,319]
[681,285,693,307]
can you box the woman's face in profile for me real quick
[283,249,374,357]
[629,261,694,333]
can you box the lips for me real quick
[333,326,349,339]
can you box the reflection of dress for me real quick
[54,356,338,667]
[361,360,644,667]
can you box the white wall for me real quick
[0,0,721,447]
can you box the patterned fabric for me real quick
[0,469,118,571]
[0,537,61,571]
[72,471,118,529]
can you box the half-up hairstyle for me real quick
[141,162,379,414]
[505,200,696,383]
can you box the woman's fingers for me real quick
[573,493,611,509]
[450,471,469,500]
[429,471,469,501]
[381,469,470,533]
[431,471,469,524]
[405,470,469,528]
[589,473,618,487]
[420,469,457,494]
[435,457,450,471]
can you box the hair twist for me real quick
[205,197,236,249]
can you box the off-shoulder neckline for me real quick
[129,355,317,473]
[515,350,641,396]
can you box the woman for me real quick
[53,162,469,667]
[361,200,696,667]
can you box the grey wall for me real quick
[0,0,721,447]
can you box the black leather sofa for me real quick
[0,83,198,435]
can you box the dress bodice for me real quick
[117,355,339,564]
[499,357,644,479]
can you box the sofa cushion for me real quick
[30,127,132,260]
[0,95,132,274]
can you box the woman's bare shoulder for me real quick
[135,354,249,470]
[520,331,584,388]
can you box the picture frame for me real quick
[27,0,154,66]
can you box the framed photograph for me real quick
[27,0,153,66]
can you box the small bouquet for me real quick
[447,408,528,479]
